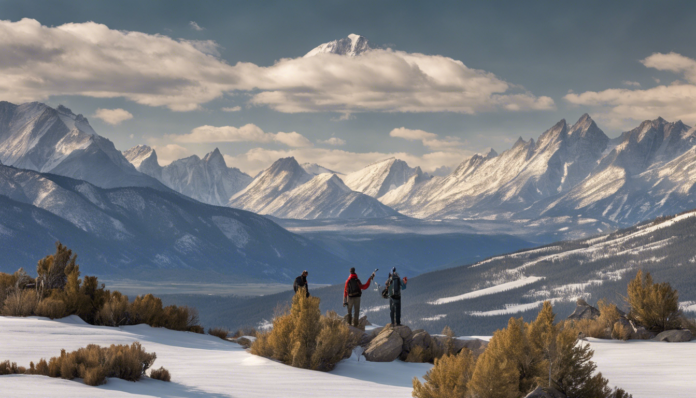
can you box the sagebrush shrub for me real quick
[3,342,160,386]
[35,297,67,319]
[611,322,631,341]
[251,290,357,371]
[2,288,38,316]
[208,327,230,340]
[150,366,171,382]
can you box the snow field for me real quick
[0,316,431,398]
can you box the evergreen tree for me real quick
[626,270,681,332]
[468,328,519,398]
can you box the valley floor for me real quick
[0,316,694,397]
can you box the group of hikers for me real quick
[293,267,407,327]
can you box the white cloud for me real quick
[189,21,204,31]
[222,106,241,112]
[0,19,554,115]
[390,127,462,150]
[93,108,133,125]
[565,52,696,126]
[223,146,472,176]
[152,144,192,166]
[172,124,313,147]
[319,137,346,146]
[622,81,641,87]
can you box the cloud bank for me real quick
[565,52,696,126]
[172,124,313,148]
[0,19,554,115]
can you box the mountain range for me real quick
[0,163,349,283]
[123,145,252,207]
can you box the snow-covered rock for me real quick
[305,34,371,57]
[0,102,164,190]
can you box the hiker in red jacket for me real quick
[343,267,375,328]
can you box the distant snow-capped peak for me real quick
[123,145,156,168]
[304,34,371,57]
[301,162,343,175]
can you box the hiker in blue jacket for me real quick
[385,267,407,326]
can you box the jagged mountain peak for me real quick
[486,148,498,158]
[266,156,305,174]
[203,148,226,165]
[301,162,343,176]
[123,145,158,169]
[305,34,372,57]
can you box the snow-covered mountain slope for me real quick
[386,115,609,219]
[0,316,430,398]
[221,207,696,336]
[229,157,314,213]
[527,118,696,226]
[304,33,371,57]
[0,102,166,190]
[344,158,424,198]
[262,173,399,219]
[122,145,162,180]
[301,162,343,175]
[125,146,252,207]
[386,115,696,228]
[0,164,349,283]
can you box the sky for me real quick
[2,0,696,175]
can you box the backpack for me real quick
[347,277,361,297]
[391,273,401,299]
[381,286,389,299]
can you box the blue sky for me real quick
[2,0,696,174]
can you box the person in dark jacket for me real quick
[343,267,374,328]
[293,270,309,297]
[386,267,407,326]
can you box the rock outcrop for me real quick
[567,298,600,320]
[363,326,408,362]
[653,329,693,342]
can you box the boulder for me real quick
[364,327,404,362]
[567,298,600,320]
[400,329,433,361]
[392,324,412,339]
[524,386,567,398]
[348,325,374,347]
[359,316,372,327]
[653,329,693,342]
[236,337,253,349]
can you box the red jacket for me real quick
[344,273,373,298]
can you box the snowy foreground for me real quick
[1,317,696,397]
[0,316,431,398]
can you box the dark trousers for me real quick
[390,297,401,325]
[347,296,361,327]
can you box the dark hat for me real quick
[392,267,396,273]
[350,267,356,274]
